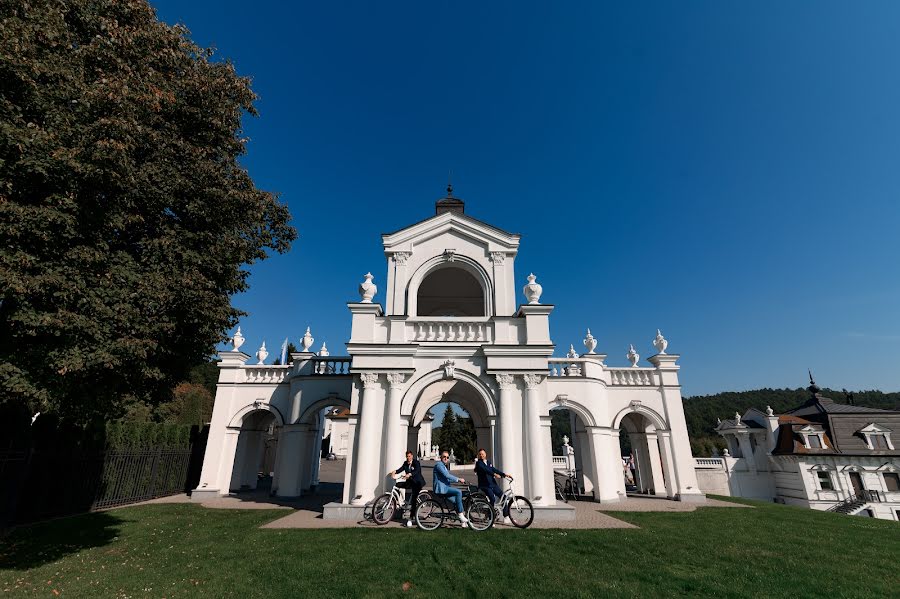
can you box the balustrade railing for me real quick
[694,457,725,469]
[244,366,291,384]
[311,357,351,375]
[548,358,586,377]
[608,368,655,386]
[409,319,492,342]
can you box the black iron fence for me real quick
[1,427,208,529]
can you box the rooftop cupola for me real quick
[435,183,464,215]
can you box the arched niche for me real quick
[406,256,492,317]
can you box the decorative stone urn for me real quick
[256,341,268,364]
[232,327,245,352]
[583,329,597,354]
[652,329,668,354]
[627,344,639,367]
[319,342,329,357]
[523,273,542,304]
[566,344,579,359]
[358,272,377,303]
[301,326,314,352]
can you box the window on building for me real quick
[808,435,823,449]
[872,434,889,450]
[884,472,900,492]
[816,470,833,490]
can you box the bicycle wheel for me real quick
[565,480,578,502]
[507,495,534,528]
[371,493,395,525]
[555,481,568,503]
[415,498,444,531]
[466,499,495,531]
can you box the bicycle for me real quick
[414,484,495,531]
[554,469,580,503]
[371,474,432,525]
[471,478,534,528]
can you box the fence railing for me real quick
[408,318,493,342]
[608,368,656,386]
[694,457,726,469]
[548,358,586,377]
[244,365,292,383]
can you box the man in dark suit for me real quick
[474,448,512,524]
[387,450,426,527]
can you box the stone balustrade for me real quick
[311,357,351,375]
[694,457,725,469]
[547,358,586,377]
[408,318,492,342]
[243,366,291,384]
[608,368,656,386]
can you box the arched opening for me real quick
[295,397,350,496]
[618,412,667,496]
[230,410,280,493]
[550,407,595,499]
[405,377,495,468]
[416,266,485,316]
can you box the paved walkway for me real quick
[141,459,747,530]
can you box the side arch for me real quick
[406,254,493,317]
[228,402,286,429]
[297,395,351,425]
[611,404,669,432]
[547,395,597,427]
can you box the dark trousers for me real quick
[480,485,509,517]
[396,480,424,516]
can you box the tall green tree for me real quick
[0,1,296,422]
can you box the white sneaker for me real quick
[406,520,413,528]
[503,516,512,525]
[458,513,469,525]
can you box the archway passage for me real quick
[406,378,495,467]
[618,412,667,496]
[230,410,279,492]
[416,266,485,316]
[550,408,593,499]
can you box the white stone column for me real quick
[490,252,508,316]
[206,428,239,497]
[645,432,666,495]
[273,425,304,497]
[350,372,384,505]
[383,373,408,477]
[495,374,524,485]
[657,431,677,498]
[586,427,622,502]
[524,374,551,504]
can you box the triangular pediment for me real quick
[382,211,520,253]
[858,423,891,434]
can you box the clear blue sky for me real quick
[151,1,900,397]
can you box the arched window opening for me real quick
[416,267,485,316]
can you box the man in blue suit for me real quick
[433,451,469,526]
[474,448,512,524]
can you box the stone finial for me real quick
[562,435,570,445]
[734,412,742,425]
[583,329,597,354]
[523,273,542,304]
[566,344,579,359]
[318,342,329,357]
[627,344,639,367]
[301,327,314,352]
[766,405,774,417]
[723,448,730,457]
[256,341,268,364]
[358,272,377,303]
[717,417,722,425]
[232,326,245,352]
[653,329,668,354]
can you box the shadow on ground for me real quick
[0,510,124,570]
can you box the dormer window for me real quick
[858,424,894,450]
[798,424,826,450]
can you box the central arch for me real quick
[406,256,493,317]
[402,368,498,462]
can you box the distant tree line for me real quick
[431,405,477,463]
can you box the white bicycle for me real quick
[472,478,534,528]
[371,473,431,525]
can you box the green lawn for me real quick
[2,497,898,598]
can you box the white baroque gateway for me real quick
[191,191,705,518]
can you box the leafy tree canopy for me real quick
[0,0,296,423]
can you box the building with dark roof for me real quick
[711,375,900,521]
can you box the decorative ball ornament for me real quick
[359,272,377,303]
[583,329,597,354]
[232,327,245,352]
[653,329,668,354]
[256,341,268,364]
[627,344,639,367]
[523,273,543,304]
[301,327,314,352]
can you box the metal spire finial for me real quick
[447,169,453,197]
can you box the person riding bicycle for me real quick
[387,450,425,528]
[433,451,469,526]
[474,448,512,525]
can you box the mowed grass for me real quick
[1,497,898,598]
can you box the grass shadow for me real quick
[0,510,124,570]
